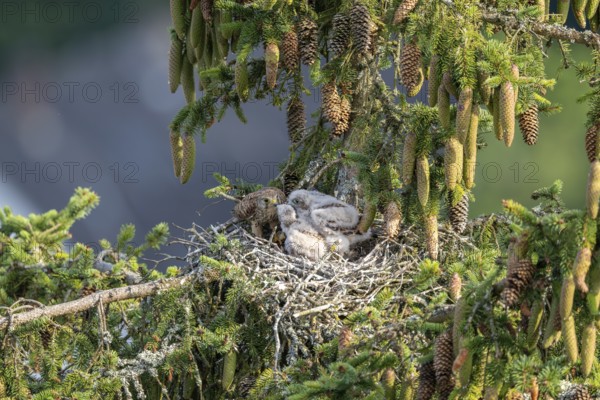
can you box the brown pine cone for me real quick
[519,104,539,145]
[330,13,351,56]
[585,124,600,162]
[287,97,305,144]
[433,330,455,400]
[298,17,318,65]
[282,29,299,71]
[400,42,423,97]
[449,192,469,234]
[350,3,372,54]
[416,361,436,400]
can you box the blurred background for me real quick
[0,0,592,251]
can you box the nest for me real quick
[174,218,487,369]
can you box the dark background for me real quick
[0,0,592,256]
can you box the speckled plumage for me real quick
[233,187,286,238]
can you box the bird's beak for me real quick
[271,198,279,205]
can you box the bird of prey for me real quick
[233,187,286,238]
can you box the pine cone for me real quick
[449,193,469,234]
[456,87,473,144]
[561,385,591,400]
[350,3,371,54]
[330,13,351,56]
[519,104,539,145]
[478,72,491,104]
[170,0,186,39]
[560,274,576,320]
[416,361,436,400]
[283,172,299,196]
[433,330,455,400]
[200,0,213,23]
[282,30,299,71]
[581,323,596,377]
[181,57,196,104]
[563,314,578,363]
[384,201,402,237]
[444,137,463,191]
[585,124,599,162]
[464,105,479,189]
[425,214,439,260]
[400,42,423,97]
[416,156,430,207]
[443,72,458,99]
[322,82,342,125]
[298,17,318,65]
[573,247,592,293]
[287,97,305,144]
[438,84,450,129]
[265,42,279,90]
[428,55,440,107]
[402,131,417,185]
[394,0,419,24]
[180,133,196,184]
[170,130,183,178]
[338,326,354,354]
[499,81,516,147]
[333,96,351,136]
[449,272,462,302]
[40,328,53,349]
[586,160,600,219]
[169,31,183,93]
[502,259,535,307]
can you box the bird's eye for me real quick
[292,199,298,204]
[263,198,269,203]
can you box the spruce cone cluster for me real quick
[449,193,469,234]
[585,124,600,162]
[502,259,535,306]
[400,42,423,97]
[433,330,455,400]
[393,0,419,24]
[287,97,306,144]
[282,30,299,71]
[350,3,372,54]
[519,104,539,145]
[416,361,436,400]
[330,13,351,56]
[298,17,318,65]
[322,82,351,136]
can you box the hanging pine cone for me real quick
[283,172,299,196]
[499,81,516,147]
[585,124,600,162]
[200,0,212,23]
[265,42,279,90]
[449,272,462,302]
[456,87,473,144]
[350,3,372,54]
[519,104,539,145]
[400,42,422,97]
[287,97,305,144]
[322,82,342,125]
[282,29,299,72]
[332,96,351,136]
[330,13,351,56]
[449,193,469,234]
[170,130,183,178]
[169,30,183,93]
[587,160,600,219]
[180,133,196,184]
[40,328,53,349]
[502,259,535,307]
[425,214,439,260]
[433,330,455,400]
[428,55,440,107]
[384,201,402,238]
[393,0,419,24]
[171,0,186,39]
[298,17,318,65]
[561,385,591,400]
[416,361,436,400]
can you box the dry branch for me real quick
[0,276,192,330]
[441,0,600,49]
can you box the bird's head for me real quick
[259,195,281,210]
[287,190,311,211]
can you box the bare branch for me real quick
[0,276,193,330]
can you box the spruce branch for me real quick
[0,275,193,330]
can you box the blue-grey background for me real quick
[0,0,592,252]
